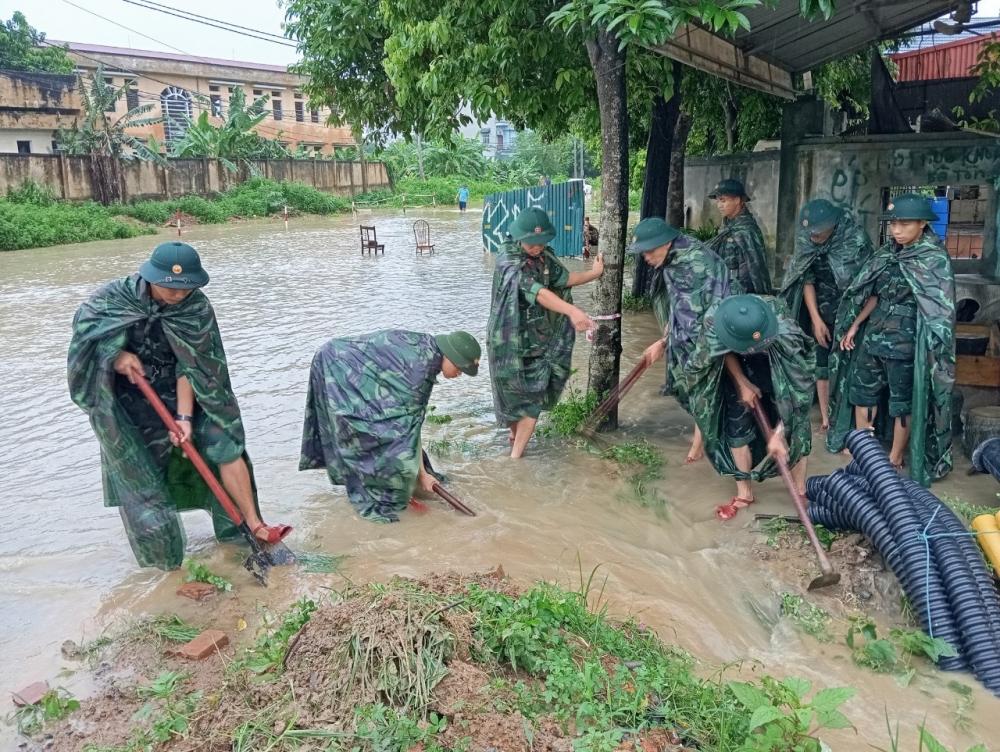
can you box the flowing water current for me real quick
[2,209,1000,749]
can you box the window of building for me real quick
[273,99,283,121]
[253,88,262,96]
[294,91,303,99]
[51,140,58,153]
[103,77,117,112]
[211,94,223,117]
[313,145,322,153]
[481,128,490,144]
[271,90,282,97]
[126,87,140,111]
[228,86,236,94]
[16,140,30,154]
[310,108,319,123]
[294,101,304,122]
[496,132,504,151]
[209,85,220,92]
[161,86,193,142]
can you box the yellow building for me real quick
[55,41,355,156]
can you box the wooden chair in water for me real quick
[360,225,384,255]
[413,220,435,255]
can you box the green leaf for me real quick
[810,687,855,712]
[918,728,950,752]
[815,709,853,730]
[727,681,771,711]
[748,705,785,729]
[782,676,812,700]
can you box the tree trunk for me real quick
[416,132,426,181]
[723,88,737,152]
[586,26,629,430]
[357,135,368,193]
[632,61,682,296]
[667,111,692,228]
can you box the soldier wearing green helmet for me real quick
[681,295,816,520]
[67,242,292,571]
[779,198,874,430]
[707,178,773,296]
[300,329,481,522]
[828,193,956,486]
[488,206,603,458]
[626,216,735,463]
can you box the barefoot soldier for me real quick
[627,217,735,463]
[68,242,292,570]
[488,207,602,458]
[300,330,480,522]
[708,179,772,295]
[684,295,816,520]
[779,199,874,430]
[828,194,956,485]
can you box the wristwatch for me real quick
[175,414,194,422]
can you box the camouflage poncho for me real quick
[779,212,874,324]
[488,242,575,424]
[650,235,735,407]
[709,209,773,295]
[299,330,442,522]
[682,296,816,481]
[826,233,956,486]
[68,274,252,570]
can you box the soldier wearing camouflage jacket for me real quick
[67,242,291,571]
[299,330,480,522]
[828,194,955,485]
[707,179,772,295]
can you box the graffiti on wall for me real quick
[891,145,1000,184]
[827,155,878,224]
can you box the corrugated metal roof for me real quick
[896,18,1000,51]
[892,36,986,80]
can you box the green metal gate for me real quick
[482,180,586,257]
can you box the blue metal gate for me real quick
[482,180,586,257]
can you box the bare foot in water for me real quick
[685,447,704,463]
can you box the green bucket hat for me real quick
[799,199,842,235]
[509,206,557,244]
[139,242,210,289]
[714,295,779,355]
[625,217,681,255]
[435,331,481,376]
[708,178,750,200]
[881,193,939,222]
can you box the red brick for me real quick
[170,630,229,661]
[12,681,49,707]
[176,582,218,601]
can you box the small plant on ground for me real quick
[150,614,200,643]
[133,671,202,745]
[622,291,652,312]
[602,439,666,509]
[878,717,986,752]
[780,594,834,641]
[5,687,80,736]
[183,558,232,592]
[942,494,998,523]
[538,376,599,437]
[846,617,957,683]
[761,517,790,547]
[235,597,317,675]
[425,406,453,424]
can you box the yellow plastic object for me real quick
[971,514,1000,572]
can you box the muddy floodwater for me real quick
[2,208,1000,750]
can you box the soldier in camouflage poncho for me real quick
[488,207,602,458]
[828,194,955,486]
[779,199,874,429]
[299,330,480,522]
[682,295,816,520]
[708,179,772,295]
[68,242,291,571]
[626,217,735,463]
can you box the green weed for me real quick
[5,687,80,736]
[132,671,202,745]
[622,292,653,312]
[942,494,999,523]
[877,716,986,752]
[425,406,453,425]
[150,614,200,643]
[234,597,316,675]
[538,377,599,437]
[602,439,666,509]
[780,594,834,641]
[761,517,790,547]
[426,438,481,457]
[183,558,232,592]
[846,617,957,679]
[689,221,720,242]
[296,551,344,574]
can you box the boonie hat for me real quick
[625,217,681,255]
[714,295,779,355]
[799,199,842,235]
[509,207,557,245]
[435,331,481,377]
[708,178,750,200]
[139,242,210,289]
[881,193,939,222]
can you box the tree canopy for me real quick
[0,11,74,74]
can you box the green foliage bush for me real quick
[0,198,155,252]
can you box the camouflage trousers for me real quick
[723,354,775,447]
[849,347,914,418]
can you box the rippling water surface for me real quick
[2,209,999,749]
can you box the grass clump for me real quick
[942,493,999,523]
[424,406,453,425]
[538,378,599,437]
[622,291,653,312]
[603,438,666,509]
[183,558,232,592]
[5,687,80,737]
[781,593,834,641]
[688,221,719,242]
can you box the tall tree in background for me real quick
[0,12,73,73]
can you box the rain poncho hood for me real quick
[299,330,442,522]
[826,233,956,486]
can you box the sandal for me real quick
[409,497,429,514]
[253,522,293,544]
[716,496,754,521]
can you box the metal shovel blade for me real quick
[807,572,842,591]
[243,552,271,586]
[260,541,299,566]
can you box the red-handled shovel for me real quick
[133,373,277,586]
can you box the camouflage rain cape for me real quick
[778,212,874,323]
[487,242,575,424]
[826,233,956,486]
[299,330,442,522]
[68,274,254,571]
[650,235,735,407]
[708,209,773,295]
[682,296,816,481]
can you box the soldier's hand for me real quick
[840,326,858,351]
[569,308,596,332]
[169,421,192,448]
[812,318,831,349]
[643,339,666,366]
[766,422,789,463]
[417,470,437,494]
[113,351,144,384]
[738,380,762,408]
[592,252,604,277]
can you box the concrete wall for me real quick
[0,129,58,154]
[0,154,391,202]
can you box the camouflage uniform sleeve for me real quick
[549,255,571,289]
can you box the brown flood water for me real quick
[2,208,1000,750]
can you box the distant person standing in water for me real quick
[456,184,470,213]
[708,179,772,295]
[488,207,602,458]
[583,216,599,258]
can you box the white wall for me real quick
[0,130,57,155]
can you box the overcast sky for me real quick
[15,0,1000,70]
